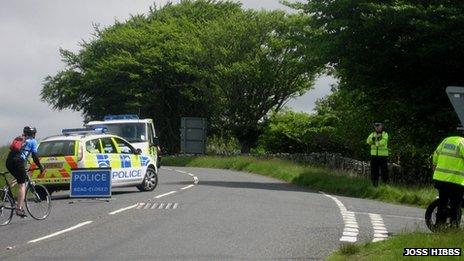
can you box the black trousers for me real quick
[370,156,388,187]
[5,151,27,184]
[435,181,464,227]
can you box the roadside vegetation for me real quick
[163,155,436,207]
[328,231,464,260]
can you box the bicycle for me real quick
[425,196,462,232]
[0,170,51,226]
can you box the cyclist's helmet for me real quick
[23,126,37,137]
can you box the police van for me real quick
[86,115,161,168]
[31,128,158,194]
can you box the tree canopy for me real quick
[42,0,320,153]
[292,0,464,167]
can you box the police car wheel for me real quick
[137,167,158,192]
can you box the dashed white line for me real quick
[28,221,93,243]
[109,204,139,215]
[136,203,145,209]
[321,192,359,243]
[369,213,389,242]
[181,184,195,190]
[353,211,421,220]
[176,170,187,174]
[155,191,177,199]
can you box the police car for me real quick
[86,115,161,169]
[30,128,158,194]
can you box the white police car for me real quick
[30,128,158,194]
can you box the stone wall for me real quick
[253,152,432,185]
[173,152,433,185]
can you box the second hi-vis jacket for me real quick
[433,136,464,186]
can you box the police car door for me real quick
[112,137,143,185]
[98,137,124,186]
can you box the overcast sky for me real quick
[0,0,335,144]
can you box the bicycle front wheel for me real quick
[25,184,51,220]
[0,190,14,226]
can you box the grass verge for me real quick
[328,231,464,260]
[163,155,436,207]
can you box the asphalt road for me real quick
[0,167,426,260]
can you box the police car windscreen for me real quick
[104,123,147,143]
[38,140,76,157]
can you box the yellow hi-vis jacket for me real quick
[366,131,389,157]
[433,136,464,186]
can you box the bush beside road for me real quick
[163,155,436,207]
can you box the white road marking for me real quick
[144,203,151,209]
[321,192,359,243]
[28,221,93,243]
[151,203,159,209]
[161,167,173,171]
[369,213,389,242]
[344,228,358,232]
[136,203,146,209]
[109,204,139,215]
[339,236,356,243]
[166,203,172,209]
[181,184,195,190]
[176,170,187,174]
[353,211,422,220]
[155,191,177,199]
[158,203,165,209]
[342,231,358,237]
[173,203,179,209]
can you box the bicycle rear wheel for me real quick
[25,184,51,220]
[0,190,14,226]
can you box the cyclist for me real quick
[5,126,44,217]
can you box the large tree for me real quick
[292,1,464,166]
[42,0,320,153]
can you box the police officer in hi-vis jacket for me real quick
[366,121,389,187]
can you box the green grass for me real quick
[163,155,436,207]
[328,231,464,260]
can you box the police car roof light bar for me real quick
[62,127,108,136]
[103,114,139,121]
